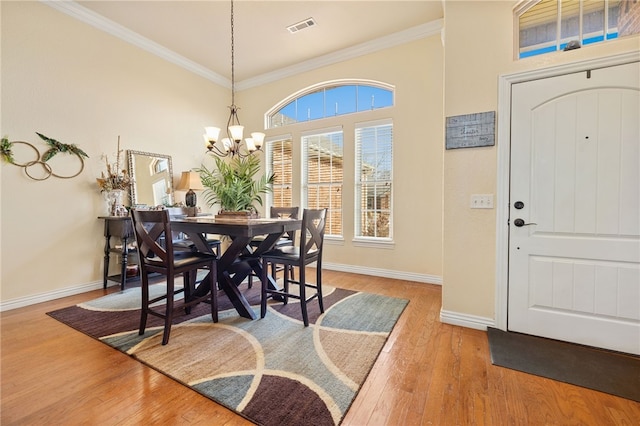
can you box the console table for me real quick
[99,216,137,290]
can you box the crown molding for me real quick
[42,1,443,91]
[41,0,230,88]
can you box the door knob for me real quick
[514,218,537,227]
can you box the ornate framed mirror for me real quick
[127,150,174,207]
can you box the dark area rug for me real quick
[487,327,640,402]
[48,283,408,426]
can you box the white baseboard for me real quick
[323,262,442,285]
[0,280,115,312]
[439,309,495,330]
[1,264,442,312]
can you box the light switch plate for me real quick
[471,194,494,209]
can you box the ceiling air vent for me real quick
[287,18,317,34]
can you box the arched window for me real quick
[266,80,393,128]
[515,0,637,59]
[265,80,395,244]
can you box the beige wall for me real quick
[1,1,444,307]
[0,2,228,303]
[442,0,640,320]
[5,0,636,324]
[239,36,444,280]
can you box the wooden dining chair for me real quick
[247,206,299,288]
[131,209,218,345]
[260,208,327,326]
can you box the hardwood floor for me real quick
[2,270,639,425]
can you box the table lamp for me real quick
[176,171,204,207]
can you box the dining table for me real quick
[171,216,302,319]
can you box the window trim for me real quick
[352,236,395,248]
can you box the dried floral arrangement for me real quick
[96,136,131,192]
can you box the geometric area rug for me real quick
[487,327,640,403]
[47,283,408,426]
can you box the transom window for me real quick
[515,0,632,59]
[267,81,393,128]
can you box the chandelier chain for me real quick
[230,0,235,107]
[203,0,263,158]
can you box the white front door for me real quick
[508,61,640,355]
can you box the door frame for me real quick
[494,50,640,331]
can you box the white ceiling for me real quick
[65,1,444,88]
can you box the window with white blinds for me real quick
[302,128,344,237]
[355,119,393,240]
[266,137,293,208]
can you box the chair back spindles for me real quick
[300,209,326,263]
[133,211,173,265]
[271,206,300,243]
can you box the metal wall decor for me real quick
[1,132,88,180]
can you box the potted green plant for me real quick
[197,155,274,217]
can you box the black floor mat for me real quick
[487,327,640,402]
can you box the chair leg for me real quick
[289,265,295,281]
[210,262,218,323]
[184,271,193,314]
[316,265,324,313]
[162,275,175,345]
[283,263,289,305]
[260,258,268,319]
[139,270,150,336]
[299,266,308,326]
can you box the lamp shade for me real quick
[205,126,221,142]
[251,132,265,149]
[176,171,204,191]
[228,125,244,142]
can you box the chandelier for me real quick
[204,0,264,158]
